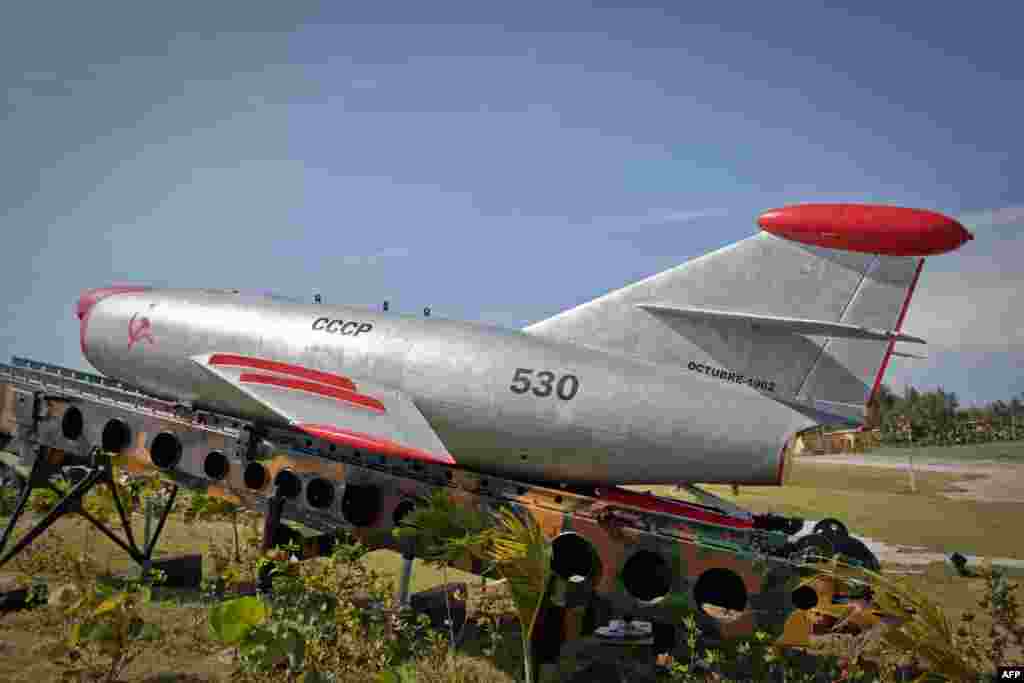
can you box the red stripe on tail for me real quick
[868,259,925,406]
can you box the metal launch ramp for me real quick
[1,355,878,660]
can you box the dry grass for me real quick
[0,510,490,682]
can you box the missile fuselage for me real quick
[79,288,805,486]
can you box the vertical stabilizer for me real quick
[526,205,971,425]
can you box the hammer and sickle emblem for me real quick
[128,313,155,350]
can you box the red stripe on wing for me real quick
[298,423,456,466]
[238,372,386,413]
[209,353,357,391]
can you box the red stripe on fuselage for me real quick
[298,423,456,466]
[210,354,358,391]
[238,372,386,413]
[598,487,754,530]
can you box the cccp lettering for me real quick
[311,318,375,336]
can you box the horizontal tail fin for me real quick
[524,205,961,425]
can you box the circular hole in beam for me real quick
[204,451,229,480]
[274,470,301,499]
[149,432,182,470]
[792,585,819,610]
[244,462,268,490]
[341,484,380,527]
[305,478,335,509]
[101,419,131,453]
[694,568,749,614]
[622,550,672,602]
[551,532,598,581]
[61,407,84,441]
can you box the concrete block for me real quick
[410,582,467,637]
[150,553,203,588]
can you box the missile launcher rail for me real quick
[1,355,863,653]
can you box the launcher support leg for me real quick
[259,486,285,593]
[0,444,178,574]
[262,486,285,553]
[0,472,38,557]
[143,484,177,560]
[0,466,102,570]
[0,446,61,556]
[397,552,415,608]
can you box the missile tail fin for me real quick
[525,228,927,426]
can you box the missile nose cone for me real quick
[75,285,153,355]
[76,284,153,320]
[76,288,99,321]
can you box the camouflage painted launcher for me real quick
[0,356,865,648]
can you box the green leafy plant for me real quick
[395,491,552,683]
[208,594,311,675]
[209,595,269,645]
[183,490,245,561]
[44,561,166,683]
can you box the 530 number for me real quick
[509,368,580,401]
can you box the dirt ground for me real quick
[799,452,1024,503]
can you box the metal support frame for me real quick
[0,446,178,572]
[258,485,285,593]
[261,485,286,553]
[675,483,753,520]
[396,552,415,608]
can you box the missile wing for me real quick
[193,353,455,466]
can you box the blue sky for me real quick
[2,2,1021,406]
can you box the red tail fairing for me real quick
[757,204,973,256]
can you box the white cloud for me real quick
[903,269,1024,353]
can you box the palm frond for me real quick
[806,559,981,681]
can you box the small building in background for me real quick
[791,427,880,455]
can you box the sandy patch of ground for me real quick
[795,453,1024,568]
[798,453,1024,504]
